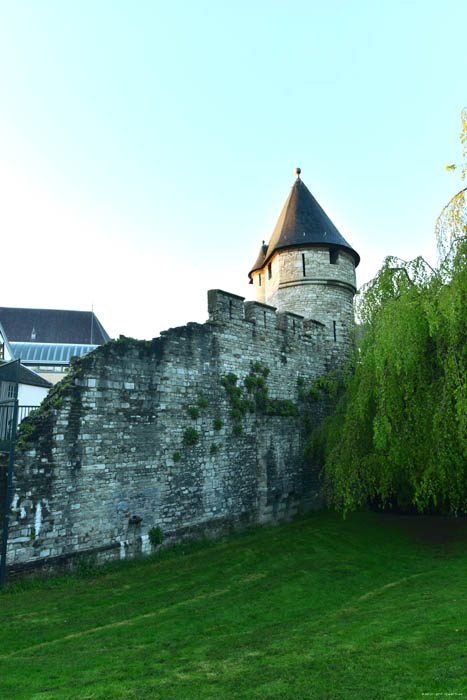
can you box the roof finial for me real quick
[295,167,301,179]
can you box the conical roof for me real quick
[250,241,268,274]
[249,173,360,278]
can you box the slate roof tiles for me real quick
[249,174,360,278]
[0,308,111,345]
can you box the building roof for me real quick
[0,308,111,345]
[250,242,269,275]
[249,173,360,278]
[10,342,98,365]
[0,360,52,388]
[0,321,15,361]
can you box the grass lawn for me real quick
[0,510,466,700]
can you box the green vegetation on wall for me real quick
[182,427,199,446]
[220,362,301,435]
[148,526,164,547]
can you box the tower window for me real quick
[330,249,338,265]
[333,321,337,342]
[268,263,272,280]
[229,300,233,320]
[302,253,306,276]
[258,274,262,287]
[263,311,267,327]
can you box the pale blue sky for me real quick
[1,0,466,338]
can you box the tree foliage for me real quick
[311,111,467,515]
[436,108,467,265]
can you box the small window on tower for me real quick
[302,253,306,276]
[258,274,262,287]
[0,343,4,360]
[330,249,338,265]
[268,263,272,279]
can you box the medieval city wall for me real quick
[1,290,334,577]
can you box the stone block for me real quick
[276,311,304,336]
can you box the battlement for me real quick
[244,300,277,329]
[208,289,245,322]
[208,289,309,338]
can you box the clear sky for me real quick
[1,0,466,340]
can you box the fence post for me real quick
[0,398,19,588]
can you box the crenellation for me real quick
[276,311,305,336]
[207,289,245,322]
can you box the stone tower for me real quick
[248,169,360,365]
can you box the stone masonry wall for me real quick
[1,290,335,578]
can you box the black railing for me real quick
[17,405,37,423]
[0,404,37,446]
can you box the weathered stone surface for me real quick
[251,247,356,368]
[1,289,342,577]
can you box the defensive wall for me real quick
[1,290,338,577]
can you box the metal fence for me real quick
[0,403,36,446]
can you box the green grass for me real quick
[1,510,466,699]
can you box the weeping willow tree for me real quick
[311,110,467,515]
[437,108,467,266]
